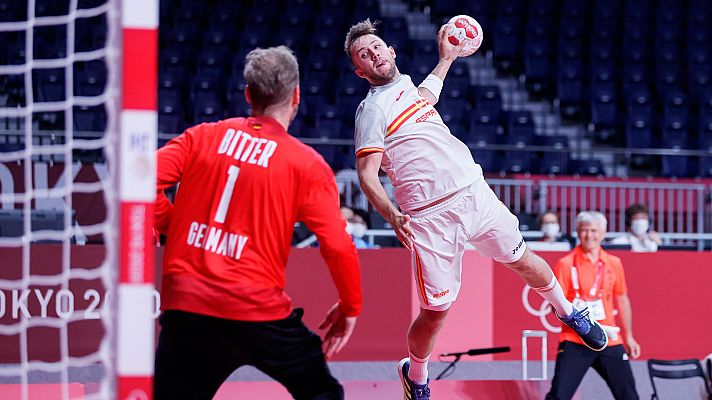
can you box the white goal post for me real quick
[0,0,158,398]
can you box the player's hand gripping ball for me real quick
[446,15,483,57]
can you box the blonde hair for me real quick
[344,18,381,57]
[243,46,299,111]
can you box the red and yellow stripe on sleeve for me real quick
[355,147,385,157]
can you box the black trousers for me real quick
[546,341,638,400]
[154,309,343,400]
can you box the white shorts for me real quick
[408,179,526,309]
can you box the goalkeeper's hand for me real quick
[319,302,358,360]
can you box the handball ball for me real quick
[446,15,483,57]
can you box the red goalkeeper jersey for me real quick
[155,116,362,321]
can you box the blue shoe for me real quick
[557,307,609,351]
[398,357,431,400]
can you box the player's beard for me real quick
[369,60,397,86]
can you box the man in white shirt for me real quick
[344,19,608,400]
[610,204,661,252]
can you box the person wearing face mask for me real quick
[527,211,571,251]
[610,204,661,252]
[346,213,378,249]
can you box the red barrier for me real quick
[1,246,710,363]
[493,251,712,360]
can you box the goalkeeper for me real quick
[153,46,362,400]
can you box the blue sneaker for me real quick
[557,307,608,351]
[398,357,430,400]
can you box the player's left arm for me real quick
[298,160,362,359]
[616,293,641,359]
[418,24,465,104]
[154,129,193,234]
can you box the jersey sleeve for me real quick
[297,155,363,317]
[354,100,386,157]
[154,126,196,234]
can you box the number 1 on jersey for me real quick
[214,165,240,223]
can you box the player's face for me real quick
[577,222,605,252]
[351,34,398,85]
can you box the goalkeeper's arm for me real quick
[155,129,193,234]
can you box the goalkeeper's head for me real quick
[243,46,300,122]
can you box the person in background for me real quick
[547,211,640,400]
[340,206,355,222]
[538,211,562,242]
[610,204,661,252]
[348,212,379,249]
[341,207,378,249]
[527,211,571,251]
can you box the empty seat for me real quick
[505,111,535,146]
[500,151,533,174]
[469,110,500,143]
[537,155,569,175]
[33,25,67,59]
[74,61,107,97]
[472,149,500,172]
[75,14,107,52]
[33,68,65,102]
[193,102,224,124]
[661,135,692,177]
[571,159,605,176]
[590,81,617,134]
[557,68,585,120]
[73,105,107,134]
[472,85,503,120]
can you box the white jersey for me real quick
[354,74,482,211]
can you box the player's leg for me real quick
[464,181,572,315]
[244,308,344,400]
[545,341,597,400]
[590,345,639,399]
[467,179,607,350]
[407,305,451,379]
[154,310,244,400]
[401,194,469,397]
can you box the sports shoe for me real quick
[398,357,430,400]
[557,307,609,351]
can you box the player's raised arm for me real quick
[417,25,465,105]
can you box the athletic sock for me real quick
[532,276,574,317]
[407,351,429,385]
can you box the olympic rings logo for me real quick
[521,285,561,333]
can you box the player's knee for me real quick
[418,304,450,325]
[504,248,544,271]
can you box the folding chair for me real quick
[647,359,712,400]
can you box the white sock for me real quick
[532,276,574,317]
[407,351,429,384]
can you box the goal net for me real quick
[0,0,157,399]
